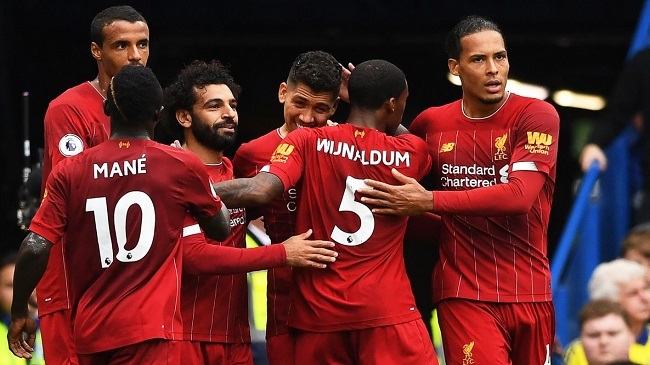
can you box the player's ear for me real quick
[103,100,110,116]
[278,82,288,103]
[175,109,192,128]
[153,106,163,122]
[448,58,459,76]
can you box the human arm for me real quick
[360,168,546,216]
[183,228,337,275]
[213,172,285,208]
[338,62,355,103]
[8,232,52,359]
[196,203,231,242]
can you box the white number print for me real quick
[331,176,375,246]
[86,191,156,268]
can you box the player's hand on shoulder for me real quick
[283,229,337,268]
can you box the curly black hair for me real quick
[161,60,240,141]
[287,51,341,99]
[106,65,162,128]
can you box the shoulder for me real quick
[148,142,205,170]
[509,94,558,117]
[48,82,97,109]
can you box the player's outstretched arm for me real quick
[359,168,433,216]
[8,232,52,359]
[283,229,338,269]
[213,172,284,208]
[198,203,231,241]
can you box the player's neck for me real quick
[184,139,224,164]
[347,110,383,132]
[91,75,109,99]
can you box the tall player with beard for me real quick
[162,60,338,365]
[359,15,559,365]
[231,50,341,365]
[38,6,150,364]
[214,60,438,365]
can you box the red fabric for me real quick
[293,319,438,365]
[179,341,253,365]
[437,299,555,365]
[410,93,559,304]
[180,159,251,344]
[30,139,220,353]
[266,124,432,332]
[40,309,78,365]
[405,213,442,242]
[266,332,295,365]
[433,170,546,215]
[182,235,285,276]
[233,128,296,337]
[77,339,182,365]
[38,82,108,317]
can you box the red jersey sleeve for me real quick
[265,129,309,192]
[510,100,559,178]
[181,217,286,276]
[178,152,223,219]
[29,161,72,245]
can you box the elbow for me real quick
[507,199,535,215]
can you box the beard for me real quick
[191,116,237,151]
[480,94,504,105]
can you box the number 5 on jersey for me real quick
[331,176,375,246]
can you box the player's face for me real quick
[449,30,509,112]
[617,276,650,323]
[278,81,337,132]
[190,84,238,152]
[581,313,633,365]
[93,20,150,79]
[0,264,14,314]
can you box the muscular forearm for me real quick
[433,171,546,216]
[213,172,284,208]
[12,233,52,317]
[183,240,285,276]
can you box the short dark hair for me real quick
[445,15,503,60]
[91,6,146,47]
[162,60,241,140]
[107,65,162,127]
[287,51,341,99]
[578,299,630,330]
[348,59,406,110]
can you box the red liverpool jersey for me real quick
[30,139,221,353]
[410,92,558,304]
[266,124,432,332]
[233,128,295,337]
[180,157,251,343]
[38,81,109,316]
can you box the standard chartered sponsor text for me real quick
[440,163,497,188]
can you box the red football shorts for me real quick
[266,332,295,365]
[293,319,438,365]
[180,341,253,365]
[40,309,78,365]
[437,299,555,365]
[77,339,181,365]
